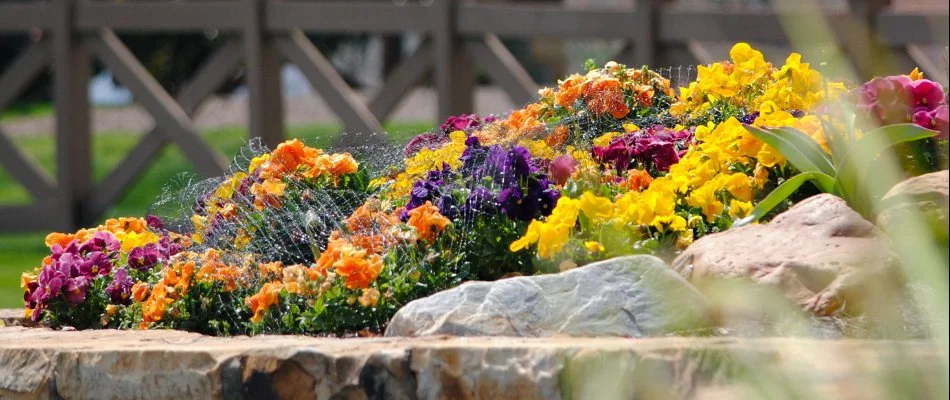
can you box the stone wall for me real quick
[1,326,946,399]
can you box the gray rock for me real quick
[385,255,712,338]
[672,194,902,318]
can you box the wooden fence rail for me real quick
[0,0,947,232]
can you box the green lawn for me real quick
[0,123,431,309]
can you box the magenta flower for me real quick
[128,243,161,272]
[910,79,944,111]
[440,114,486,133]
[914,105,949,139]
[63,276,89,304]
[79,251,113,277]
[549,154,577,185]
[79,231,120,254]
[106,268,134,305]
[403,133,451,157]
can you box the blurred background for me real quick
[0,0,947,307]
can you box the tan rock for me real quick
[672,194,902,317]
[0,326,947,400]
[876,170,950,248]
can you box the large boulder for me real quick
[385,255,713,338]
[672,194,902,318]
[876,170,949,250]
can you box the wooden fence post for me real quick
[53,0,91,229]
[243,0,285,149]
[435,0,474,121]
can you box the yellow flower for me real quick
[687,183,724,223]
[584,241,605,253]
[728,199,754,219]
[578,192,614,222]
[622,123,640,133]
[675,230,694,249]
[723,173,753,202]
[510,197,580,259]
[593,132,619,148]
[116,230,161,253]
[908,67,924,81]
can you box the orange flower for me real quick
[584,77,630,119]
[258,261,284,279]
[262,139,322,179]
[251,178,287,209]
[103,217,147,234]
[504,103,545,139]
[142,284,172,324]
[406,201,451,244]
[335,253,383,290]
[247,282,284,323]
[163,261,195,297]
[131,282,149,302]
[44,232,76,249]
[358,287,381,307]
[545,125,570,148]
[555,74,585,108]
[322,153,359,177]
[625,169,653,192]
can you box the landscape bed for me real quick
[15,42,950,337]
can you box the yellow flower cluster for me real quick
[388,130,468,199]
[671,43,845,120]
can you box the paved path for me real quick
[1,87,519,136]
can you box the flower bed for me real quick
[20,43,948,336]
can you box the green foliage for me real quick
[737,122,938,225]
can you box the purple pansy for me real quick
[106,268,134,305]
[128,243,161,272]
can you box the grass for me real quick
[0,102,55,122]
[0,122,432,309]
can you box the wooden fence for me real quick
[0,0,947,232]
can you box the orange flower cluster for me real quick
[135,259,195,328]
[584,77,630,119]
[193,249,246,292]
[258,139,358,182]
[338,199,401,254]
[406,201,451,244]
[247,282,284,323]
[316,238,384,290]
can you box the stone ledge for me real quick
[1,326,947,400]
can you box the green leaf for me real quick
[743,124,831,176]
[733,171,836,226]
[771,127,835,175]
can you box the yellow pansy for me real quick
[728,199,754,219]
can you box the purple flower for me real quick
[128,243,161,272]
[498,177,560,222]
[79,251,113,277]
[146,215,165,231]
[158,236,184,258]
[549,154,577,185]
[403,133,451,157]
[461,186,497,217]
[405,164,458,219]
[592,126,693,173]
[79,231,120,254]
[63,276,89,305]
[106,268,134,305]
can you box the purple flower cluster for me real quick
[402,163,459,221]
[856,75,948,138]
[26,232,120,321]
[402,136,560,223]
[592,125,694,173]
[459,137,559,221]
[26,216,184,322]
